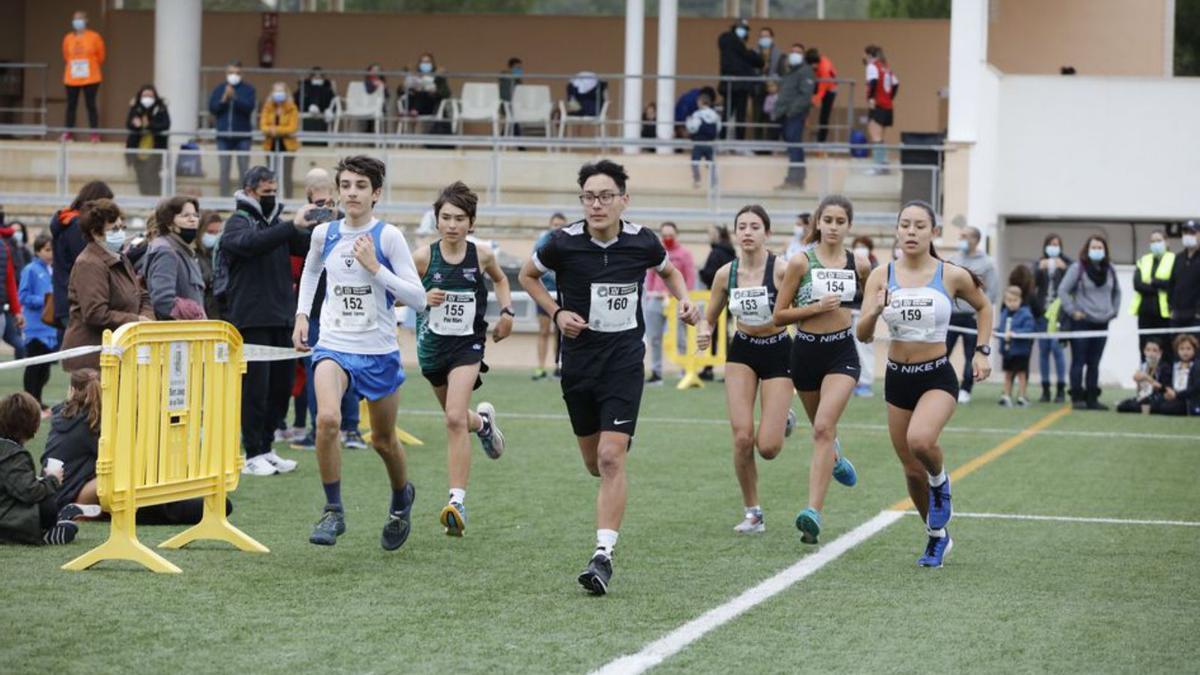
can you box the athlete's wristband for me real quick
[552,308,565,325]
[500,307,515,317]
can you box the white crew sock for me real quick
[746,505,762,518]
[926,526,947,538]
[448,488,466,504]
[595,529,619,558]
[928,470,947,488]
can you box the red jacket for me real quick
[0,226,22,315]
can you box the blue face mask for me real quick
[419,62,433,74]
[201,232,220,249]
[104,229,126,253]
[1088,248,1105,262]
[511,67,523,76]
[1150,241,1166,256]
[72,18,86,31]
[272,91,286,103]
[735,27,748,40]
[758,37,773,49]
[1045,245,1061,258]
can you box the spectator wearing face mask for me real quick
[295,67,336,144]
[783,212,811,261]
[219,166,315,477]
[50,181,113,333]
[806,48,839,143]
[61,199,151,372]
[141,196,205,321]
[1060,235,1122,410]
[850,235,878,397]
[772,44,815,190]
[61,10,105,143]
[1033,233,1070,401]
[260,82,300,199]
[644,222,696,385]
[195,210,224,321]
[718,19,764,142]
[1168,220,1200,343]
[125,84,171,196]
[1151,334,1199,416]
[209,61,257,198]
[752,27,782,142]
[946,226,999,404]
[362,63,388,134]
[1130,230,1174,359]
[404,53,452,135]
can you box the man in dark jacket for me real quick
[1169,220,1200,341]
[209,61,257,197]
[220,166,314,477]
[717,19,763,142]
[50,180,113,332]
[772,44,816,189]
[295,66,336,144]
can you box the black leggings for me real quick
[65,83,100,129]
[23,339,54,405]
[39,497,58,530]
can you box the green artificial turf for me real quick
[0,367,1196,674]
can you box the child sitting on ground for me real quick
[0,391,86,545]
[998,284,1035,407]
[1117,339,1167,414]
[1152,334,1199,416]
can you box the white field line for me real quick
[398,408,1200,442]
[901,510,1200,528]
[590,510,905,675]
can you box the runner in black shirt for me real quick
[519,159,699,595]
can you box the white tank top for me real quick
[881,261,953,343]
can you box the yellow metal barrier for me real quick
[663,290,727,390]
[358,399,425,446]
[63,321,267,574]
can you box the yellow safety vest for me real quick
[1129,251,1175,317]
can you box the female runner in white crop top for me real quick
[857,200,993,569]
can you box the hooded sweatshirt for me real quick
[0,438,61,544]
[42,404,98,512]
[218,191,311,329]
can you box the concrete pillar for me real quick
[623,0,645,153]
[654,0,678,154]
[155,0,202,147]
[947,0,987,143]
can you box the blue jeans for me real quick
[1035,317,1066,384]
[782,113,808,185]
[216,137,251,197]
[2,312,26,359]
[305,317,360,432]
[1069,320,1107,398]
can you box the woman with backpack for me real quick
[1059,235,1122,410]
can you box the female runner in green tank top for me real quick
[412,182,514,537]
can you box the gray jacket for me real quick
[142,234,206,319]
[772,62,815,121]
[1060,261,1122,324]
[951,249,999,313]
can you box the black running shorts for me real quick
[726,330,791,381]
[561,363,644,437]
[789,327,861,392]
[884,355,959,411]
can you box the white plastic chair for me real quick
[396,94,453,136]
[336,81,384,138]
[504,84,553,138]
[558,98,610,139]
[453,82,502,136]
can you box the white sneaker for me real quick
[998,395,1013,407]
[476,402,505,459]
[242,454,278,476]
[262,450,298,474]
[734,511,765,534]
[957,390,972,404]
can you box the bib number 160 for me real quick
[606,297,629,311]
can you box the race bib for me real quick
[327,283,376,332]
[429,291,477,336]
[70,59,90,80]
[730,286,772,326]
[885,294,936,338]
[811,268,857,303]
[589,283,639,333]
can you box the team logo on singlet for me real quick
[433,272,443,282]
[463,267,477,282]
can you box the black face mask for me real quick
[259,195,277,215]
[178,228,197,244]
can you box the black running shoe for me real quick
[381,482,415,551]
[577,554,613,595]
[309,505,346,546]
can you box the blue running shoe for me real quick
[310,505,346,546]
[918,531,953,568]
[831,439,858,487]
[927,476,952,530]
[440,501,468,537]
[381,482,415,551]
[795,507,821,545]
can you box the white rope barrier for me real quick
[0,342,305,371]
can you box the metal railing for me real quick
[0,130,942,228]
[199,65,859,145]
[0,63,49,133]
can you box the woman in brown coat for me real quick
[61,198,152,371]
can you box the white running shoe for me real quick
[476,402,505,459]
[957,390,972,404]
[733,511,765,534]
[784,409,797,438]
[262,450,297,474]
[242,454,278,476]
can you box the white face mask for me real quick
[226,73,242,86]
[140,96,155,108]
[758,37,773,49]
[793,226,805,240]
[201,232,220,249]
[104,229,126,252]
[310,77,325,86]
[957,240,970,253]
[1045,245,1061,258]
[1184,234,1199,249]
[1150,241,1166,256]
[735,27,748,39]
[13,231,24,245]
[72,18,86,31]
[853,246,869,258]
[1088,248,1106,262]
[272,91,287,103]
[787,52,804,67]
[418,62,433,74]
